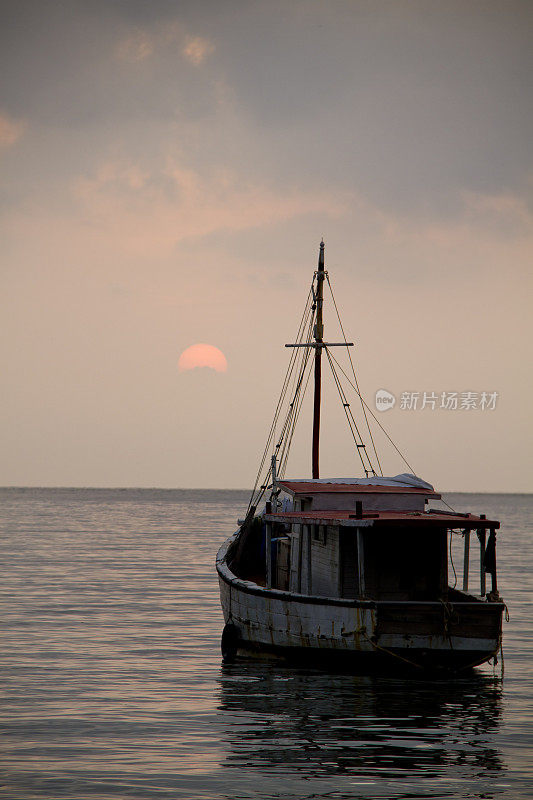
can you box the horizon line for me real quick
[0,485,530,495]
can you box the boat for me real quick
[216,241,505,673]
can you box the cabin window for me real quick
[313,524,327,546]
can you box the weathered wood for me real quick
[309,525,340,597]
[276,537,291,591]
[297,528,303,594]
[306,524,312,595]
[376,601,502,639]
[484,528,498,594]
[265,521,272,589]
[463,530,470,591]
[478,529,486,596]
[218,573,502,660]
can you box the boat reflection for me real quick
[217,662,506,798]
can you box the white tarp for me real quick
[282,474,435,491]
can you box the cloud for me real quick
[0,112,25,148]
[72,158,349,256]
[115,29,154,62]
[115,21,213,67]
[182,35,214,66]
[461,188,533,237]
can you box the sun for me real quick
[178,343,228,373]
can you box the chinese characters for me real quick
[397,391,498,411]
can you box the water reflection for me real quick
[217,662,506,799]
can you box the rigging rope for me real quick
[449,529,458,589]
[275,298,315,462]
[247,279,316,513]
[277,344,313,477]
[326,348,416,475]
[325,346,458,510]
[279,354,314,479]
[324,347,377,477]
[326,274,383,475]
[247,268,439,514]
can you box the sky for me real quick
[1,0,532,491]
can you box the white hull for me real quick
[217,532,503,672]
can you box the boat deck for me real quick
[264,509,500,529]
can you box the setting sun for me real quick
[178,343,228,373]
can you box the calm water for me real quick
[1,488,532,800]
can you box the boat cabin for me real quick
[248,477,500,604]
[276,476,441,513]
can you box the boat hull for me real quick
[217,533,503,673]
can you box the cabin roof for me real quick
[278,479,441,499]
[264,509,499,530]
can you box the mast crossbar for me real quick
[285,342,354,348]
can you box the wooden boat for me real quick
[217,242,504,673]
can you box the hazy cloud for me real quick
[461,188,533,237]
[115,30,155,62]
[115,20,213,67]
[0,111,25,148]
[73,158,349,256]
[182,35,214,66]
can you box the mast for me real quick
[312,240,325,478]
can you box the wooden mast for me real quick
[312,240,325,478]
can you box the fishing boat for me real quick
[216,242,505,673]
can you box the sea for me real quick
[1,488,531,800]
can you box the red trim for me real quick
[264,509,500,528]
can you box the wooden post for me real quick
[306,525,312,595]
[266,521,272,589]
[270,454,277,509]
[488,528,498,594]
[312,241,325,479]
[478,529,486,596]
[357,529,365,597]
[297,527,303,594]
[462,530,470,592]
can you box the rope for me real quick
[326,273,383,475]
[277,348,313,477]
[449,530,457,589]
[248,268,414,501]
[248,269,457,505]
[324,347,377,476]
[279,356,314,479]
[327,349,416,475]
[275,304,316,476]
[498,606,509,678]
[456,647,501,675]
[360,630,424,670]
[439,599,458,652]
[247,282,315,512]
[325,347,457,512]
